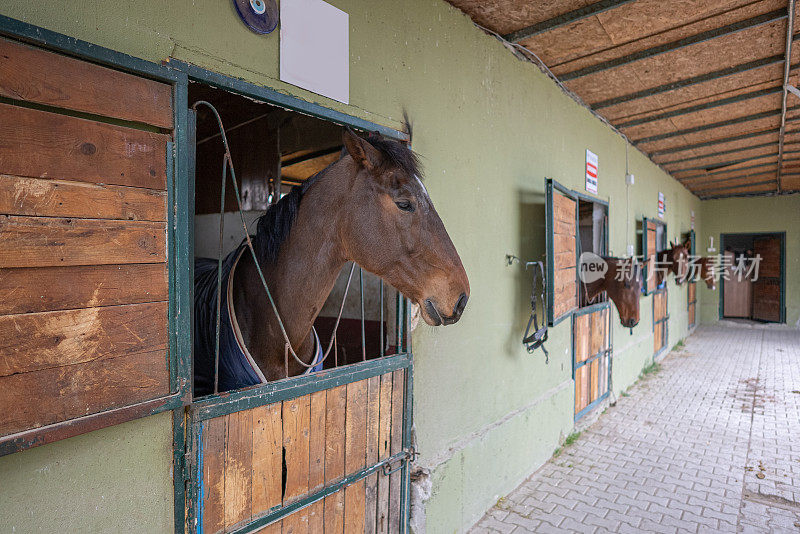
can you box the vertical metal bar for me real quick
[360,267,366,361]
[379,280,385,357]
[777,0,797,192]
[396,292,403,354]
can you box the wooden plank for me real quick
[0,37,173,128]
[388,370,405,534]
[553,233,576,255]
[553,191,576,223]
[0,103,168,189]
[224,410,253,530]
[0,301,167,378]
[554,251,575,271]
[324,386,347,534]
[0,344,168,435]
[574,314,590,364]
[365,376,381,534]
[0,215,166,268]
[590,310,604,356]
[202,416,227,534]
[553,217,575,236]
[0,263,167,315]
[253,522,282,534]
[590,359,599,403]
[376,373,393,534]
[554,267,576,293]
[0,174,167,221]
[574,366,585,414]
[754,236,781,277]
[282,395,311,534]
[344,380,368,534]
[308,391,327,533]
[252,403,283,517]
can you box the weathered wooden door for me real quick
[653,289,668,357]
[752,236,782,322]
[573,305,612,420]
[0,35,179,452]
[723,251,752,318]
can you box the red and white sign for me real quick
[658,192,665,218]
[585,149,598,194]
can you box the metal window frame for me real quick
[545,178,611,326]
[172,60,415,534]
[571,302,613,422]
[0,14,190,458]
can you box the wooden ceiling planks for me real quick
[446,0,800,197]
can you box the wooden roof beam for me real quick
[591,51,800,110]
[649,126,800,156]
[615,86,783,129]
[501,0,636,43]
[562,9,787,81]
[776,0,797,192]
[632,107,799,145]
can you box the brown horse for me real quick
[194,129,469,394]
[581,256,645,328]
[691,256,717,290]
[658,238,692,285]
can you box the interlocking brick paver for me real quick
[468,325,800,533]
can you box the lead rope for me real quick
[194,101,356,389]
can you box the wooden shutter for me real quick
[0,37,174,446]
[752,236,782,322]
[546,179,577,326]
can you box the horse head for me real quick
[582,254,644,328]
[661,237,691,285]
[603,256,645,328]
[698,256,717,290]
[338,129,469,326]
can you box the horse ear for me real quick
[343,128,381,171]
[669,240,675,248]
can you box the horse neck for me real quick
[234,173,349,376]
[584,275,607,300]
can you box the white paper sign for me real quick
[658,192,665,218]
[280,0,349,104]
[585,149,598,194]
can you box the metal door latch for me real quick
[381,447,418,476]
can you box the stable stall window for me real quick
[189,83,408,398]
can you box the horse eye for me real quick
[395,200,414,213]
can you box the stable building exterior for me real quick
[0,1,798,533]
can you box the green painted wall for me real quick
[0,1,708,532]
[0,413,174,533]
[698,195,800,326]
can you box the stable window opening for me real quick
[189,82,406,399]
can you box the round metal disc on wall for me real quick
[232,0,279,35]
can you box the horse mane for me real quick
[253,135,421,263]
[366,134,421,178]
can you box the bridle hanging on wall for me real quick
[523,261,549,362]
[507,255,549,362]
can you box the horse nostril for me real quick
[454,292,468,316]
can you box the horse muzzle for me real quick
[423,293,468,326]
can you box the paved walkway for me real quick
[471,324,800,533]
